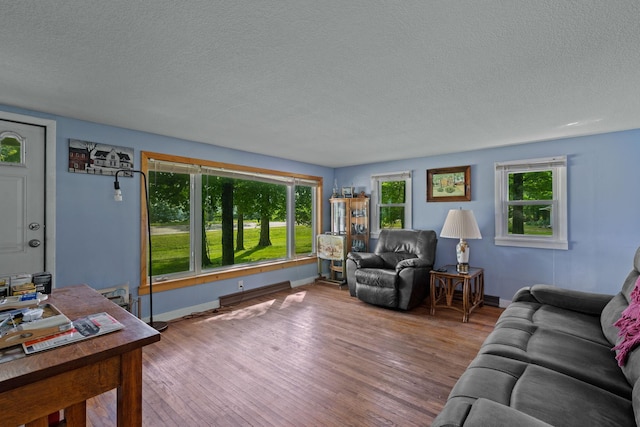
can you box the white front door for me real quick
[0,119,46,277]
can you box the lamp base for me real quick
[149,321,169,332]
[456,263,469,274]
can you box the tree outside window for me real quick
[508,170,553,236]
[371,171,412,237]
[380,180,406,229]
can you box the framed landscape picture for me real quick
[427,165,471,202]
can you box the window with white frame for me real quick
[494,156,567,250]
[370,171,412,238]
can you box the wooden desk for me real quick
[430,265,484,323]
[0,284,161,426]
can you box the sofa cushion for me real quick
[621,348,640,395]
[511,364,634,427]
[480,323,631,397]
[442,354,635,427]
[465,399,554,427]
[633,380,640,426]
[497,300,609,346]
[531,305,606,344]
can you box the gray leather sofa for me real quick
[345,229,437,310]
[433,247,640,427]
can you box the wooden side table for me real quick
[430,265,484,322]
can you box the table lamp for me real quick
[440,208,482,273]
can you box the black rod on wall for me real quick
[114,169,168,332]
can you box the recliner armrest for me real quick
[396,258,431,271]
[524,284,614,315]
[346,252,385,268]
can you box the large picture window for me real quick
[370,171,412,238]
[494,156,567,249]
[141,152,321,291]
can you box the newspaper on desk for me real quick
[22,312,124,354]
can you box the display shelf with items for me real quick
[330,196,370,254]
[316,196,369,285]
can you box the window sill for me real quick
[138,256,317,295]
[494,236,568,250]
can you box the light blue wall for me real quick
[1,104,335,319]
[4,103,639,313]
[336,131,640,300]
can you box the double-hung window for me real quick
[494,156,567,250]
[141,151,321,291]
[370,171,412,238]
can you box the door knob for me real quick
[29,223,41,231]
[28,239,41,248]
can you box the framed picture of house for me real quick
[427,165,471,202]
[68,139,134,176]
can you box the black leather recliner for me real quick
[346,229,437,310]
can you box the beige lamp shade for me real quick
[440,209,482,240]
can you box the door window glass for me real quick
[0,132,25,165]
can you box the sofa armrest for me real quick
[346,252,384,269]
[511,286,539,303]
[395,258,431,271]
[526,284,614,315]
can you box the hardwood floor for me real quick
[84,282,503,426]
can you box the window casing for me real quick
[370,171,412,238]
[140,152,321,293]
[495,156,567,250]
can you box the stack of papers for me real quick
[23,312,124,354]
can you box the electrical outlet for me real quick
[238,280,244,291]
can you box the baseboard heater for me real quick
[484,294,499,307]
[444,290,500,308]
[219,281,291,307]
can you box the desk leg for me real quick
[118,348,143,427]
[65,401,87,426]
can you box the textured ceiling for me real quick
[1,1,640,167]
